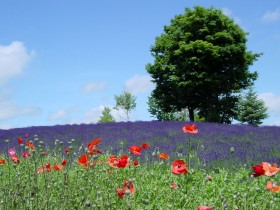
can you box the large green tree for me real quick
[146,6,261,123]
[234,88,268,126]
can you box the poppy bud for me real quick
[206,175,212,181]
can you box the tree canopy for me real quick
[146,6,261,123]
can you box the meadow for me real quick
[0,121,280,209]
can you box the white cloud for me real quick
[0,96,41,120]
[66,105,126,125]
[58,104,138,125]
[64,106,102,124]
[0,41,34,85]
[258,92,280,116]
[222,7,232,17]
[273,122,280,126]
[48,109,66,121]
[50,106,114,125]
[84,106,105,123]
[266,121,280,126]
[221,7,242,25]
[124,75,154,94]
[84,105,122,123]
[261,8,280,23]
[47,106,81,121]
[82,81,106,93]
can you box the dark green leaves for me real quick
[146,6,261,123]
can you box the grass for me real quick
[0,123,280,209]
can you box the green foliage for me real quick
[148,96,205,122]
[114,91,136,121]
[98,107,115,123]
[194,114,205,122]
[235,87,269,126]
[147,96,187,121]
[198,94,239,124]
[146,6,261,123]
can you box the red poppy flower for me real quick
[119,156,129,167]
[116,180,135,199]
[171,160,188,175]
[117,158,129,168]
[53,164,63,171]
[45,163,51,172]
[116,188,125,199]
[24,134,29,138]
[262,162,280,176]
[0,159,6,165]
[78,154,90,168]
[120,155,129,160]
[87,138,102,150]
[252,164,265,177]
[106,156,118,168]
[18,138,23,144]
[64,148,70,153]
[62,159,67,166]
[123,180,135,194]
[142,143,150,149]
[37,163,51,173]
[89,148,102,156]
[171,182,177,189]
[133,160,139,167]
[26,141,35,149]
[91,138,102,146]
[266,181,280,192]
[197,206,212,210]
[107,155,130,168]
[182,123,198,134]
[22,151,30,158]
[108,155,117,159]
[11,156,20,164]
[158,153,169,160]
[129,145,142,156]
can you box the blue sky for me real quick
[0,1,280,129]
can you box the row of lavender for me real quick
[1,121,280,170]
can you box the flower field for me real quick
[0,121,280,209]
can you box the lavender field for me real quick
[1,121,280,171]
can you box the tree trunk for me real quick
[188,107,194,122]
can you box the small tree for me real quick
[235,88,269,126]
[114,91,136,121]
[98,107,115,123]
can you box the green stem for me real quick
[187,139,191,170]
